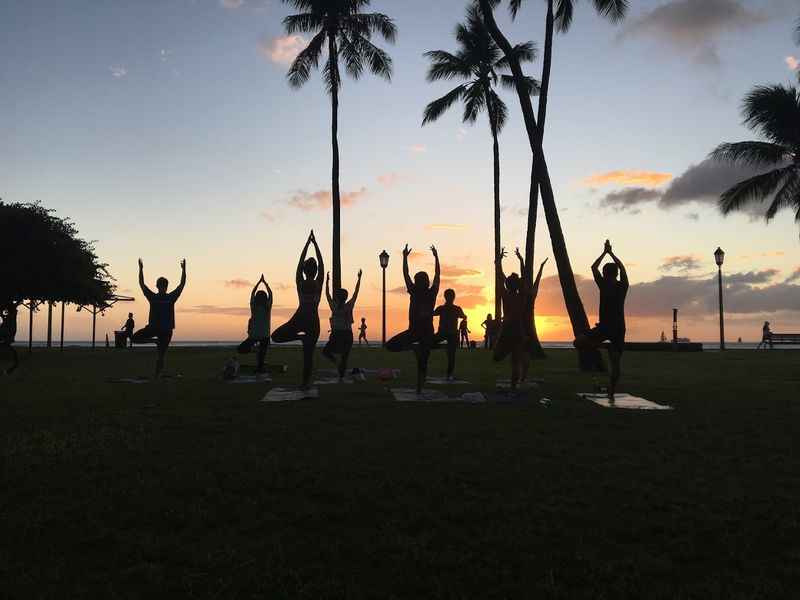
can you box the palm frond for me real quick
[422,84,468,125]
[592,0,628,24]
[462,82,487,123]
[350,34,393,80]
[352,12,398,43]
[509,0,523,19]
[495,41,537,69]
[338,34,365,80]
[766,171,800,221]
[741,85,800,146]
[719,166,793,216]
[487,89,508,132]
[710,141,793,167]
[283,12,324,35]
[424,50,473,82]
[287,29,326,89]
[554,0,574,33]
[323,45,341,94]
[500,74,539,95]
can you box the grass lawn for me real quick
[2,346,799,599]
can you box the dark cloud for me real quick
[618,0,767,67]
[600,187,663,212]
[725,270,779,285]
[786,267,800,284]
[659,159,772,209]
[660,255,702,273]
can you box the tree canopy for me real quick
[0,201,116,307]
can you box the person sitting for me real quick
[322,269,362,381]
[237,275,273,373]
[433,288,466,381]
[131,258,187,378]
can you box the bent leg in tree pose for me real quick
[386,244,440,394]
[322,269,362,380]
[573,240,628,401]
[238,275,273,373]
[132,258,187,378]
[0,302,20,375]
[271,231,324,389]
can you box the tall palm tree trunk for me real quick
[329,38,342,292]
[492,125,502,324]
[479,0,603,371]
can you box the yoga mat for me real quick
[227,374,272,384]
[426,376,470,385]
[578,393,673,411]
[391,388,486,403]
[262,387,319,402]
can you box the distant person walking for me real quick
[459,316,471,349]
[237,275,273,373]
[574,240,629,402]
[271,231,324,389]
[358,318,369,346]
[757,321,773,350]
[132,258,187,378]
[0,302,20,375]
[386,244,440,394]
[322,269,362,380]
[121,313,135,348]
[433,288,466,381]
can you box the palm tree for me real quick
[711,85,800,229]
[422,7,537,323]
[282,0,396,292]
[477,0,603,370]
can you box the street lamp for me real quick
[714,247,725,351]
[379,250,390,347]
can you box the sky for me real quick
[2,0,799,343]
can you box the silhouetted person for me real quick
[132,259,186,377]
[272,231,324,389]
[433,288,466,381]
[481,313,495,349]
[386,244,440,394]
[459,316,471,348]
[493,248,547,392]
[358,318,368,346]
[760,321,773,349]
[574,240,629,402]
[121,313,135,348]
[0,302,19,375]
[238,275,273,373]
[322,269,362,380]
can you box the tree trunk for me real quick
[492,124,502,324]
[479,0,603,371]
[329,37,342,292]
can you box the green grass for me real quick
[2,346,800,599]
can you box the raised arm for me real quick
[138,258,154,298]
[325,272,333,308]
[309,231,324,287]
[532,258,548,297]
[349,269,363,306]
[591,246,608,286]
[515,247,526,278]
[609,250,628,289]
[170,259,187,299]
[431,246,441,293]
[265,281,273,307]
[402,244,414,292]
[496,247,507,289]
[296,232,313,287]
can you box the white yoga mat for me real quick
[227,375,272,384]
[579,393,673,411]
[426,376,470,385]
[391,388,486,403]
[261,387,319,402]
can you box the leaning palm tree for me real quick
[282,0,396,292]
[711,85,800,229]
[423,7,537,323]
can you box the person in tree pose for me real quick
[493,248,547,392]
[459,316,471,349]
[322,269,362,380]
[386,244,441,394]
[574,240,629,401]
[0,301,20,375]
[238,275,273,374]
[132,258,187,378]
[121,313,135,348]
[433,288,466,381]
[271,231,324,389]
[358,318,368,346]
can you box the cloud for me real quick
[686,213,700,221]
[425,224,469,231]
[786,56,800,71]
[287,187,367,211]
[444,266,482,278]
[583,170,672,187]
[377,172,404,188]
[618,0,767,67]
[660,255,702,273]
[786,267,800,284]
[600,187,663,212]
[224,278,252,289]
[259,35,307,65]
[221,0,244,8]
[260,210,280,222]
[178,305,250,317]
[109,65,127,79]
[410,145,427,154]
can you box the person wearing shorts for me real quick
[433,289,466,381]
[322,269,362,380]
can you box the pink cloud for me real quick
[259,35,307,65]
[786,56,799,71]
[287,187,368,211]
[409,144,427,154]
[377,172,404,187]
[224,278,252,289]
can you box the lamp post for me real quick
[714,247,725,351]
[379,250,389,347]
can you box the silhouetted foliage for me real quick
[282,0,396,292]
[423,6,537,323]
[0,201,116,307]
[710,85,800,230]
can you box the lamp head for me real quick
[379,250,390,269]
[714,247,725,267]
